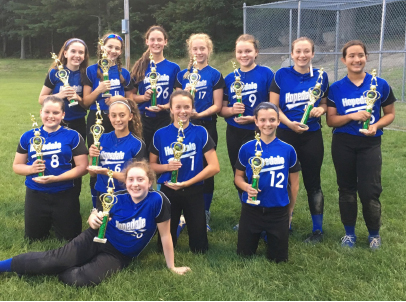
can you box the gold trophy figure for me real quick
[29,114,46,177]
[94,170,118,243]
[98,39,113,98]
[89,102,105,169]
[247,133,265,205]
[299,68,325,129]
[146,52,161,109]
[231,62,245,118]
[51,52,78,107]
[169,121,187,184]
[188,55,201,98]
[359,69,381,134]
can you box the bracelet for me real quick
[90,208,98,214]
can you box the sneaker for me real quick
[206,224,212,232]
[205,210,211,232]
[233,224,239,231]
[304,230,323,244]
[368,235,381,250]
[176,215,186,238]
[341,234,357,248]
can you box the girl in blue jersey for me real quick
[326,40,396,249]
[219,34,274,202]
[150,90,220,253]
[235,102,299,262]
[131,26,181,149]
[175,33,225,230]
[39,38,89,140]
[1,161,190,286]
[269,37,329,243]
[88,98,147,207]
[83,32,134,147]
[13,96,88,241]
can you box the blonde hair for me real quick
[183,33,213,79]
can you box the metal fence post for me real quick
[403,24,406,101]
[297,1,301,39]
[289,9,292,66]
[378,0,387,77]
[243,3,247,34]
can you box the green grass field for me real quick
[0,57,406,300]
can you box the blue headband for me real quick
[66,38,87,49]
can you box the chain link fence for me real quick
[244,0,406,130]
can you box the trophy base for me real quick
[102,93,112,98]
[88,165,103,172]
[359,129,369,134]
[68,101,78,107]
[93,237,107,244]
[167,181,180,186]
[298,123,309,130]
[246,199,260,205]
[149,105,159,110]
[33,175,54,179]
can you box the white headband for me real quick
[109,101,131,113]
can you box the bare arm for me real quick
[362,103,395,136]
[326,106,371,128]
[82,81,111,107]
[193,88,223,119]
[132,87,152,104]
[309,97,327,118]
[13,152,44,176]
[218,100,245,118]
[157,220,191,275]
[235,169,258,199]
[149,152,182,175]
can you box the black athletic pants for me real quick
[237,203,289,262]
[63,117,86,197]
[192,117,218,195]
[331,133,382,231]
[25,187,82,241]
[161,185,208,253]
[11,228,132,287]
[226,124,256,194]
[276,128,324,215]
[141,113,171,151]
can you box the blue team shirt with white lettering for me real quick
[224,65,274,130]
[45,68,86,121]
[85,63,132,111]
[327,73,395,137]
[236,138,297,208]
[17,126,88,193]
[106,190,170,258]
[272,67,329,131]
[175,66,224,121]
[134,59,180,118]
[150,123,215,185]
[94,132,146,193]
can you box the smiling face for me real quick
[255,108,280,138]
[126,167,151,203]
[341,45,367,74]
[64,42,85,71]
[40,101,65,132]
[109,103,132,133]
[291,40,314,72]
[235,41,258,71]
[146,30,167,56]
[170,94,193,125]
[190,38,209,65]
[103,38,122,62]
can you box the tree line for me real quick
[0,0,273,59]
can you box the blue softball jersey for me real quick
[17,126,88,193]
[224,65,274,130]
[327,72,396,137]
[44,67,87,121]
[134,59,180,118]
[271,67,329,131]
[94,132,147,193]
[150,123,215,185]
[83,63,133,111]
[236,137,297,208]
[175,66,225,121]
[106,190,171,258]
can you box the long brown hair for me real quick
[109,98,143,140]
[49,38,89,83]
[97,33,125,84]
[183,33,214,80]
[130,25,168,84]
